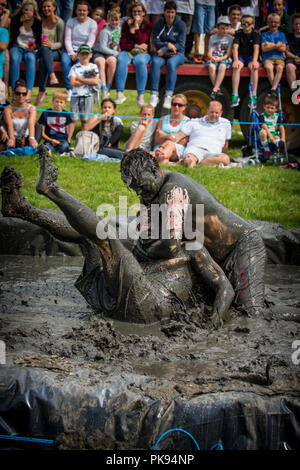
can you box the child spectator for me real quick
[93,8,121,100]
[192,0,216,63]
[261,13,287,94]
[285,12,300,98]
[260,0,292,35]
[258,93,285,158]
[206,16,233,99]
[125,104,157,152]
[92,5,106,40]
[38,89,73,154]
[85,98,123,148]
[68,43,99,133]
[231,14,260,107]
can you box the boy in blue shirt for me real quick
[38,90,73,154]
[261,13,287,94]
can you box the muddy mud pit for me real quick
[0,250,300,450]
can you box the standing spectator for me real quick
[192,0,215,64]
[68,43,99,133]
[149,1,186,110]
[261,12,287,93]
[206,15,233,99]
[115,2,152,107]
[144,0,164,25]
[9,0,42,102]
[0,24,9,95]
[55,0,74,23]
[285,12,300,97]
[231,14,260,107]
[35,0,65,106]
[3,79,39,148]
[0,1,10,97]
[62,0,97,101]
[260,0,292,35]
[93,7,121,100]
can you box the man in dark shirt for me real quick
[231,14,260,107]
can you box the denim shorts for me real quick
[206,58,232,68]
[70,95,94,122]
[192,4,215,34]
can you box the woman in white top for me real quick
[4,79,38,149]
[61,0,97,101]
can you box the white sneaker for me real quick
[163,95,172,109]
[115,95,126,105]
[150,94,159,108]
[101,89,110,100]
[137,96,144,107]
[67,89,72,102]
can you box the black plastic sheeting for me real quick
[0,367,299,450]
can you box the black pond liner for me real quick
[0,216,299,450]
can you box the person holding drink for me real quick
[9,0,42,102]
[35,0,65,106]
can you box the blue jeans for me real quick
[192,4,215,34]
[55,0,74,22]
[61,50,79,90]
[150,53,185,94]
[115,51,151,95]
[45,140,70,153]
[38,47,61,91]
[9,47,37,91]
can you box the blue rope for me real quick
[153,428,200,450]
[0,434,54,444]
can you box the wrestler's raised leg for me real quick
[1,165,83,244]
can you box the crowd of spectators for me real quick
[0,0,299,166]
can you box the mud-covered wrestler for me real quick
[1,146,265,326]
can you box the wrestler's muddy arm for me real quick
[189,247,235,328]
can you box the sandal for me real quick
[35,93,47,106]
[49,75,59,85]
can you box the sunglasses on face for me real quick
[171,102,185,107]
[241,20,253,25]
[15,91,27,96]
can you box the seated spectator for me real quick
[231,14,260,108]
[3,79,39,148]
[153,93,189,165]
[124,103,157,152]
[172,100,231,167]
[35,0,65,106]
[206,16,233,99]
[38,89,72,154]
[0,0,10,97]
[260,0,292,35]
[62,0,97,101]
[261,13,287,93]
[149,1,186,110]
[285,12,300,97]
[204,4,242,60]
[69,43,99,133]
[93,7,121,100]
[9,0,42,102]
[258,93,285,158]
[192,0,215,64]
[115,2,152,107]
[85,98,123,149]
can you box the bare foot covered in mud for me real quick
[203,308,224,330]
[36,144,59,195]
[0,166,31,217]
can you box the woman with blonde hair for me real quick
[9,0,42,101]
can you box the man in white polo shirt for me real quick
[174,100,231,167]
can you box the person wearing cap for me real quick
[206,15,233,99]
[68,43,99,134]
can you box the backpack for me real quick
[73,131,100,157]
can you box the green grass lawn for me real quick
[1,88,299,228]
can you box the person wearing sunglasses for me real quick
[3,79,39,149]
[152,93,189,165]
[231,14,260,108]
